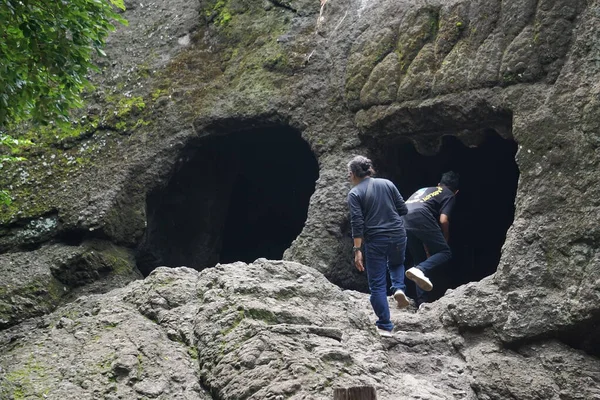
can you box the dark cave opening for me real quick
[558,311,600,358]
[372,131,519,302]
[136,126,319,276]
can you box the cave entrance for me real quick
[372,131,519,301]
[136,126,319,275]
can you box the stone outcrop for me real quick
[0,240,141,329]
[2,262,599,399]
[1,0,600,398]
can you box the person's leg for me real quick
[387,235,407,294]
[364,239,394,331]
[414,227,451,276]
[415,286,428,306]
[406,230,427,266]
[387,235,409,308]
[406,230,430,305]
[406,226,451,300]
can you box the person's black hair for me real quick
[347,156,375,178]
[440,171,460,191]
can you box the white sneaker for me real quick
[393,290,410,309]
[406,267,433,291]
[377,327,393,338]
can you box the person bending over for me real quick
[403,171,459,306]
[346,156,409,336]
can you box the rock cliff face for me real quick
[1,0,600,398]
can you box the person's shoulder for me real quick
[417,186,437,195]
[441,186,454,195]
[348,185,362,197]
[377,178,395,187]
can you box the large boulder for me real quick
[0,240,141,329]
[2,261,598,399]
[0,261,449,399]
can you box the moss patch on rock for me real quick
[0,274,63,330]
[0,355,51,400]
[159,0,296,117]
[0,88,162,226]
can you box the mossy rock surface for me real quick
[0,240,140,329]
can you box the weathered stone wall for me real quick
[1,0,600,398]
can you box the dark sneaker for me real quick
[406,267,433,291]
[393,290,410,309]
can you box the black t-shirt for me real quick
[405,186,455,221]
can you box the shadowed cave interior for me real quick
[136,126,319,276]
[371,131,520,302]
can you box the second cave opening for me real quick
[136,126,319,275]
[371,131,519,302]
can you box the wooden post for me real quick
[333,386,377,400]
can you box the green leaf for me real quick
[110,0,126,11]
[0,190,11,206]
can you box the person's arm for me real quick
[392,184,408,216]
[348,192,365,271]
[353,237,364,272]
[439,193,455,243]
[439,213,450,243]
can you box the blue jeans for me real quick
[404,211,452,305]
[363,235,407,331]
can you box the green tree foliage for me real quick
[0,0,126,206]
[0,0,126,128]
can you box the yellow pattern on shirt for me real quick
[406,186,443,204]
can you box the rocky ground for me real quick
[2,261,599,399]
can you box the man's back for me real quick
[406,186,455,221]
[347,178,407,240]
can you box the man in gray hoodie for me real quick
[347,156,409,336]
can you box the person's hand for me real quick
[354,250,364,272]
